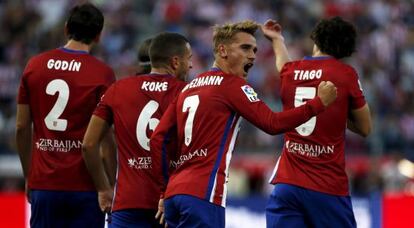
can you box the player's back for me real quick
[271,56,366,195]
[94,73,186,211]
[18,47,115,191]
[165,69,244,206]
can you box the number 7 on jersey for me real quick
[182,95,200,146]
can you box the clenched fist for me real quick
[317,81,337,107]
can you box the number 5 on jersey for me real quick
[294,87,316,136]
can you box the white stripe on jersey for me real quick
[268,155,281,183]
[221,117,242,207]
[111,151,120,212]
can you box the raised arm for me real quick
[261,19,291,73]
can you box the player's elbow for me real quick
[81,140,96,156]
[359,125,371,138]
[15,121,30,133]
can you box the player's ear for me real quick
[93,33,102,43]
[171,56,180,70]
[218,44,227,58]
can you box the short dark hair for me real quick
[310,16,357,59]
[66,3,104,44]
[138,38,152,65]
[149,32,189,68]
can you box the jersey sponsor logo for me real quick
[183,76,224,91]
[241,85,259,102]
[141,81,168,92]
[170,148,208,168]
[293,69,322,80]
[47,59,81,72]
[127,156,152,169]
[36,138,82,152]
[285,140,334,157]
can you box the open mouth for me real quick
[244,63,254,73]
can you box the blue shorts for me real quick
[164,194,225,228]
[108,209,163,228]
[30,190,104,228]
[266,183,356,228]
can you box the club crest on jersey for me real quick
[241,85,259,102]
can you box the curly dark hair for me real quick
[310,17,357,59]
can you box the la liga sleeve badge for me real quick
[241,85,260,102]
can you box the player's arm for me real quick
[261,19,291,73]
[347,104,371,137]
[150,99,178,193]
[100,127,117,187]
[230,81,336,134]
[15,104,32,180]
[82,115,113,212]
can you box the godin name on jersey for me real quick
[47,59,82,72]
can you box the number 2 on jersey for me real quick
[182,95,200,146]
[294,87,316,136]
[44,79,69,131]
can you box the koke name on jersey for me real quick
[141,81,168,91]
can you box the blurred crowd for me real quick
[1,0,414,195]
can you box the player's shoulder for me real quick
[85,55,113,73]
[26,49,58,64]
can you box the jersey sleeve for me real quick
[347,68,366,110]
[93,83,116,125]
[150,97,179,197]
[224,79,325,135]
[96,68,116,102]
[17,58,34,104]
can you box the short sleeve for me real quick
[348,68,366,110]
[93,83,116,124]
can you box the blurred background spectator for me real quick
[1,0,414,200]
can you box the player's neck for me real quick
[150,67,174,76]
[312,46,331,58]
[64,40,91,52]
[212,61,229,74]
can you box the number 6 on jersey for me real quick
[182,95,200,146]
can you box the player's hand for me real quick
[260,19,284,42]
[98,188,113,213]
[317,81,337,107]
[25,180,31,203]
[155,198,167,227]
